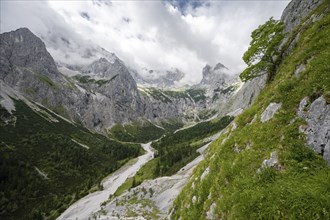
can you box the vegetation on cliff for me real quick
[172,2,330,219]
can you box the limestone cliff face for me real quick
[298,97,330,166]
[0,28,146,131]
[281,0,323,33]
[0,28,74,114]
[0,28,58,78]
[68,56,146,128]
[218,74,267,116]
[281,0,329,166]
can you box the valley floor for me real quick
[57,130,222,220]
[91,132,222,220]
[57,143,154,220]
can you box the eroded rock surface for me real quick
[260,102,282,122]
[281,0,323,33]
[298,96,330,166]
[257,151,280,173]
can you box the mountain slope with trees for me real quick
[0,96,141,219]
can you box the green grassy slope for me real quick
[0,100,141,220]
[172,2,330,219]
[152,116,233,177]
[107,120,166,143]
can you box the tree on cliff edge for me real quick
[240,17,284,82]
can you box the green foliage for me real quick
[162,90,190,99]
[36,74,59,89]
[73,75,110,86]
[25,88,37,95]
[139,87,207,104]
[152,116,233,176]
[154,116,233,148]
[197,109,218,121]
[158,119,184,132]
[143,87,172,103]
[0,100,141,219]
[172,3,330,219]
[113,158,159,197]
[240,17,284,82]
[53,104,66,115]
[186,88,207,102]
[108,120,165,143]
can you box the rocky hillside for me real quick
[171,0,330,219]
[0,28,143,130]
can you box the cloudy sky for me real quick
[1,0,289,84]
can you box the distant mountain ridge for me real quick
[0,26,263,132]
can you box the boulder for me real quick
[260,103,282,122]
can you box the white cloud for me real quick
[0,0,289,84]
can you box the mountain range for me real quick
[1,0,329,219]
[1,27,261,132]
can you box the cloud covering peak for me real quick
[0,0,289,84]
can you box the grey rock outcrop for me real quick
[257,151,280,173]
[206,202,216,220]
[139,87,202,121]
[217,74,267,116]
[200,167,210,181]
[298,96,330,166]
[263,151,279,168]
[281,0,323,33]
[260,102,282,122]
[0,27,58,78]
[280,0,324,58]
[294,64,306,77]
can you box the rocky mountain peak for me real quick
[98,57,110,63]
[202,64,212,78]
[201,62,231,86]
[214,62,228,71]
[202,62,228,79]
[0,27,58,77]
[80,54,130,79]
[84,57,111,74]
[193,62,239,105]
